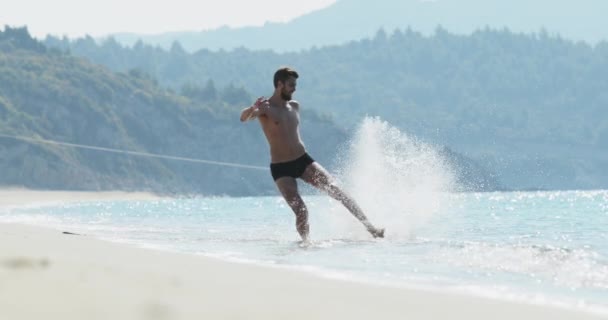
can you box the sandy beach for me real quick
[0,188,161,208]
[0,189,606,320]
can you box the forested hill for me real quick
[0,27,345,195]
[107,0,608,52]
[1,27,500,194]
[45,27,608,191]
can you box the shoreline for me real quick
[201,249,608,318]
[1,189,606,320]
[0,187,162,207]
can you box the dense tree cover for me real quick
[6,27,499,194]
[1,27,499,194]
[45,27,608,190]
[0,27,351,195]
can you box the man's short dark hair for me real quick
[274,67,299,88]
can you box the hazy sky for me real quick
[1,0,337,38]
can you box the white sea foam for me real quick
[320,116,456,239]
[434,241,608,290]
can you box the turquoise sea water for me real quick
[1,118,606,315]
[2,191,607,315]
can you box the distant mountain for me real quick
[107,0,608,52]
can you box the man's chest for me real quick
[265,108,299,127]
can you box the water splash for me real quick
[320,117,456,239]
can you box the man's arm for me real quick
[240,97,267,122]
[239,106,257,122]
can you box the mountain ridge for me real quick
[106,0,608,52]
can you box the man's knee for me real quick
[286,197,300,207]
[283,194,306,212]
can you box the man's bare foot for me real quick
[369,228,385,238]
[298,239,312,248]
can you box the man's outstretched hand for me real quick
[241,96,267,122]
[252,96,265,109]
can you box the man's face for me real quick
[280,77,297,100]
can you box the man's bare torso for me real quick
[258,100,306,163]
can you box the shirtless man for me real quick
[240,67,384,241]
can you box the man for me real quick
[240,67,384,242]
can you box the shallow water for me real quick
[2,190,607,315]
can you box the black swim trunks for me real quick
[270,153,315,181]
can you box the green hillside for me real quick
[0,27,500,195]
[0,27,280,195]
[4,27,497,194]
[46,27,608,190]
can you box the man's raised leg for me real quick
[301,163,384,238]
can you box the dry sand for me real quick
[0,189,606,320]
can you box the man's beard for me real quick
[281,91,292,100]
